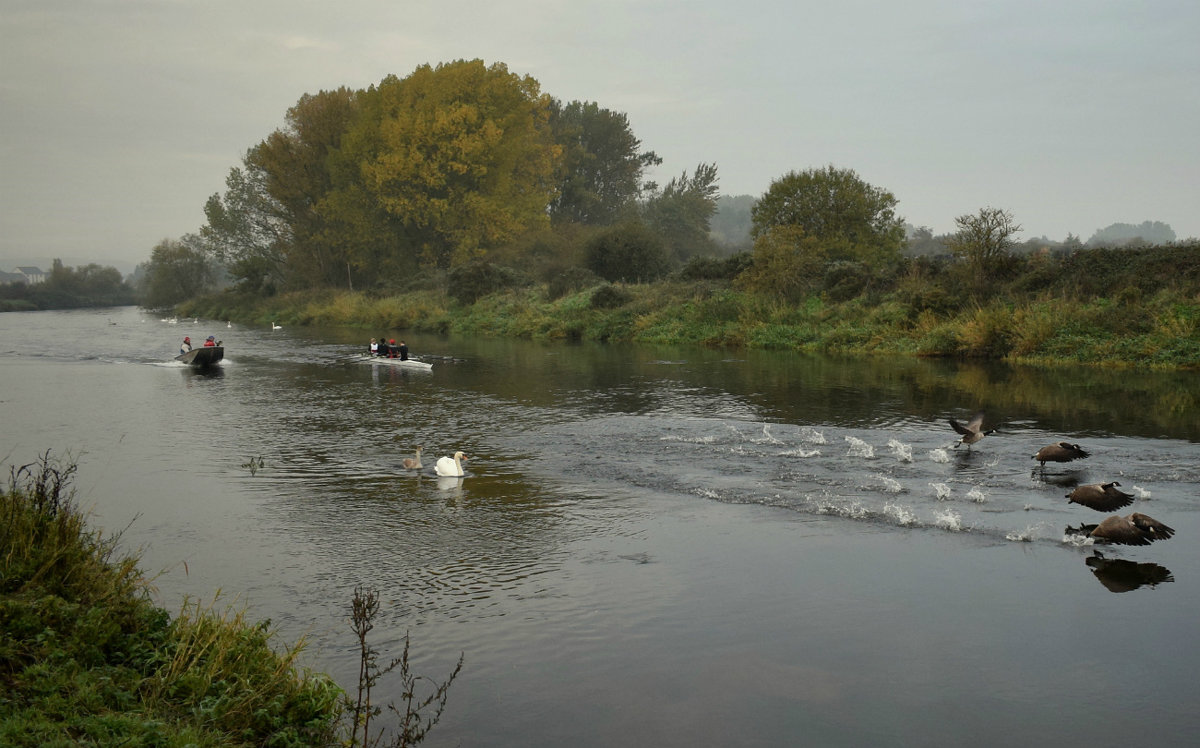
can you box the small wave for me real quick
[844,436,874,458]
[660,435,716,444]
[887,439,913,462]
[929,482,952,501]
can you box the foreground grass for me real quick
[180,279,1200,370]
[0,453,342,747]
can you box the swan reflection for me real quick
[436,476,464,492]
[1086,552,1174,593]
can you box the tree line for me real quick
[136,57,1189,314]
[0,259,135,312]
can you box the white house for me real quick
[15,266,48,284]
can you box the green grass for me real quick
[1,452,342,747]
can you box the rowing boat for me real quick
[359,354,433,371]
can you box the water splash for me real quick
[883,502,917,526]
[1006,523,1045,542]
[929,482,952,501]
[844,436,874,458]
[933,509,964,531]
[966,487,987,504]
[875,474,904,493]
[887,439,913,463]
[756,423,784,445]
[781,447,821,458]
[798,426,826,444]
[1132,485,1152,499]
[928,449,950,464]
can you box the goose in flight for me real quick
[1066,482,1135,512]
[402,446,423,470]
[949,412,998,449]
[435,451,467,477]
[1033,441,1090,468]
[1076,513,1175,546]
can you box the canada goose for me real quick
[1033,441,1090,467]
[435,451,467,477]
[1066,481,1134,512]
[1076,513,1175,546]
[949,412,998,449]
[402,446,423,470]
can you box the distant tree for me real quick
[548,100,660,226]
[1086,221,1175,248]
[709,195,755,250]
[139,236,217,310]
[584,222,671,283]
[642,163,721,262]
[752,166,905,266]
[904,225,948,257]
[947,206,1021,288]
[1062,233,1084,251]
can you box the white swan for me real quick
[402,446,423,470]
[435,451,467,477]
[271,322,283,330]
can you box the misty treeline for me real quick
[0,259,135,312]
[137,58,1188,311]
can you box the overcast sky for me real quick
[2,0,1198,272]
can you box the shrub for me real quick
[584,222,672,283]
[446,262,525,305]
[590,283,633,309]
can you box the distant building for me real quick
[0,270,27,285]
[15,266,48,284]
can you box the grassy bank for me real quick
[179,276,1200,370]
[0,452,342,746]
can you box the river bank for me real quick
[178,278,1200,370]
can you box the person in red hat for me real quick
[180,336,192,355]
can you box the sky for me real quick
[2,0,1198,273]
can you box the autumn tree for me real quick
[752,166,905,266]
[201,164,290,293]
[335,60,563,269]
[642,162,721,262]
[548,100,660,226]
[947,206,1021,288]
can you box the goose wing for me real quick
[1090,516,1153,546]
[1129,513,1175,541]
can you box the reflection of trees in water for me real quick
[1086,552,1174,593]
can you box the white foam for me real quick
[929,482,952,501]
[844,435,874,458]
[1061,533,1095,547]
[1132,485,1152,499]
[887,439,913,462]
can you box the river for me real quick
[2,306,1198,746]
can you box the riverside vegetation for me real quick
[1,452,460,746]
[179,242,1200,370]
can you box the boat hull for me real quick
[176,346,224,367]
[360,354,432,371]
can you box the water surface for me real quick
[2,307,1197,746]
